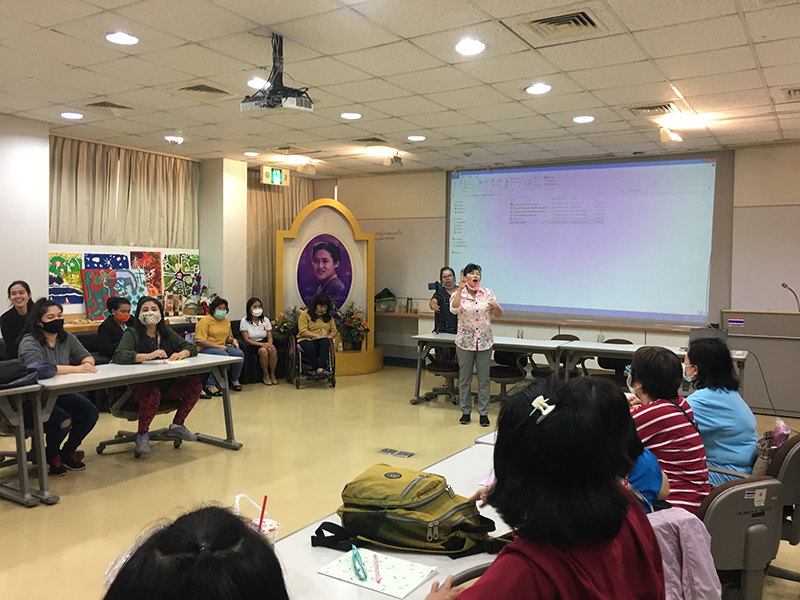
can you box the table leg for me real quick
[410,341,432,404]
[29,391,59,505]
[563,351,582,382]
[195,364,243,450]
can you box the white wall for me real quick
[0,114,49,302]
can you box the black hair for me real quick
[132,297,175,354]
[439,267,455,280]
[687,337,739,392]
[463,263,481,276]
[629,346,681,401]
[307,293,332,323]
[488,377,631,544]
[312,241,341,263]
[7,280,31,297]
[106,296,131,312]
[103,506,289,600]
[245,297,264,324]
[210,297,228,313]
[21,297,68,345]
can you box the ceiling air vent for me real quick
[85,100,133,116]
[175,83,232,100]
[525,10,606,41]
[271,146,319,155]
[781,87,800,103]
[626,102,680,117]
[353,137,388,145]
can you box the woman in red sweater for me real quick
[427,377,666,600]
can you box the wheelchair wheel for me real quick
[295,374,300,389]
[286,338,296,384]
[330,376,336,388]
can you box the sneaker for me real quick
[479,415,490,428]
[48,455,67,477]
[135,432,151,455]
[60,451,85,471]
[459,413,471,425]
[166,423,197,442]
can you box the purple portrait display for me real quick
[297,234,352,311]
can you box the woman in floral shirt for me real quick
[450,263,502,427]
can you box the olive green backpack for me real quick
[311,463,508,557]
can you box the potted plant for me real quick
[272,305,302,336]
[338,302,370,351]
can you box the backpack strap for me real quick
[448,533,513,559]
[451,514,496,535]
[310,522,364,551]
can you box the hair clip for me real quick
[529,395,554,424]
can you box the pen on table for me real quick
[373,553,381,584]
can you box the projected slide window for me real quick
[449,159,716,323]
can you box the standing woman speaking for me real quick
[450,263,502,427]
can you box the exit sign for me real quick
[261,166,290,186]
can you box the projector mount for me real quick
[242,34,312,110]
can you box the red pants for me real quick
[128,376,202,434]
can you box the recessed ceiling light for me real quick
[407,135,426,142]
[60,112,83,120]
[525,82,551,95]
[105,31,139,46]
[340,112,362,120]
[572,115,595,124]
[455,37,485,56]
[164,135,184,144]
[243,151,260,157]
[247,77,270,90]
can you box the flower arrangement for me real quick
[273,305,302,335]
[184,277,217,315]
[337,302,370,343]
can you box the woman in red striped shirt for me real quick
[628,346,710,514]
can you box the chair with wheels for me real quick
[697,475,785,600]
[286,336,336,389]
[417,349,459,405]
[96,387,186,458]
[489,351,528,403]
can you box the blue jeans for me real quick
[200,347,244,387]
[299,339,331,371]
[24,393,100,460]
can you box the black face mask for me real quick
[40,319,64,334]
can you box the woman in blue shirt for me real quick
[684,338,759,485]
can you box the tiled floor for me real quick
[0,367,798,599]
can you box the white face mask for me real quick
[683,365,693,383]
[139,311,162,326]
[251,308,263,317]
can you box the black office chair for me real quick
[489,351,528,403]
[594,338,634,388]
[420,350,459,405]
[530,334,587,379]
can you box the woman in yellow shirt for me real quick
[297,293,337,378]
[195,297,244,394]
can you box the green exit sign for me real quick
[260,166,290,186]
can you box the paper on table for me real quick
[318,548,437,599]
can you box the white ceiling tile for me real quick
[687,89,773,113]
[242,112,334,130]
[707,117,779,135]
[210,0,340,25]
[302,88,353,109]
[489,115,561,134]
[117,0,256,42]
[336,42,444,77]
[468,0,580,19]
[634,15,748,58]
[48,123,123,140]
[454,50,559,85]
[716,131,783,144]
[142,44,250,77]
[0,92,54,113]
[3,28,125,67]
[284,57,371,87]
[520,91,607,113]
[318,78,411,103]
[582,131,653,145]
[745,5,800,43]
[610,0,736,31]
[215,119,292,135]
[491,74,586,101]
[538,35,646,71]
[81,0,143,9]
[104,87,203,111]
[433,123,501,139]
[763,64,800,87]
[409,21,529,65]
[179,123,251,139]
[536,138,601,151]
[53,11,186,54]
[303,123,375,140]
[425,86,511,110]
[0,46,70,85]
[269,8,398,54]
[0,15,39,42]
[655,46,758,79]
[386,66,482,95]
[754,38,800,67]
[601,141,665,155]
[125,110,208,130]
[459,102,535,122]
[708,105,775,119]
[202,32,320,65]
[509,128,572,141]
[363,96,447,117]
[48,67,140,97]
[95,117,167,135]
[546,107,626,127]
[405,111,476,128]
[354,117,422,134]
[593,82,678,106]
[0,0,101,27]
[312,105,389,122]
[353,0,487,38]
[570,61,666,91]
[673,70,765,97]
[89,56,195,86]
[551,147,612,158]
[3,78,94,105]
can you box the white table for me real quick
[410,333,564,404]
[275,443,504,600]
[474,431,497,446]
[37,353,244,451]
[0,383,59,507]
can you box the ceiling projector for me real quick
[384,155,402,168]
[241,34,313,113]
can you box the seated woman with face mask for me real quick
[97,296,132,360]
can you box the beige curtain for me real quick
[247,171,314,316]
[117,148,199,247]
[49,136,120,244]
[50,136,199,247]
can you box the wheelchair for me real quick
[286,336,336,389]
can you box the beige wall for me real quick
[734,145,800,207]
[312,178,337,201]
[336,171,446,220]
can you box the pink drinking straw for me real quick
[258,495,268,532]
